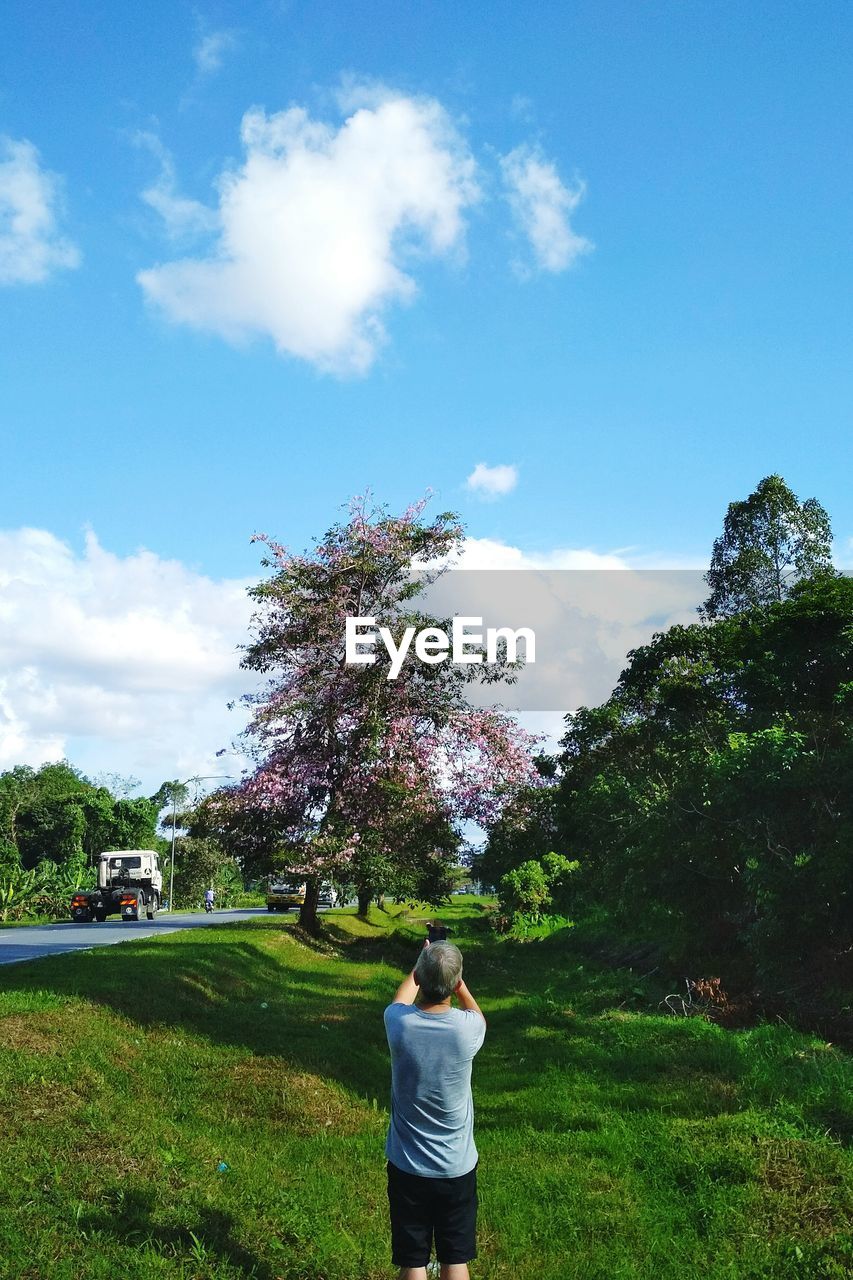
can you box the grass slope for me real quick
[0,901,850,1280]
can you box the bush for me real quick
[498,852,580,929]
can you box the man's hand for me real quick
[454,978,485,1022]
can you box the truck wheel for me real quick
[94,909,107,923]
[135,893,145,921]
[267,904,274,911]
[146,894,157,921]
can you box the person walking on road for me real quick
[384,939,486,1280]
[204,887,215,913]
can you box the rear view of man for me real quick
[384,940,486,1280]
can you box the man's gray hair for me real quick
[415,941,463,1002]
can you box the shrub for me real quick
[498,852,580,927]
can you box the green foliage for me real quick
[498,850,580,924]
[579,576,851,994]
[702,473,834,618]
[172,835,237,908]
[0,761,161,919]
[477,777,562,889]
[495,567,853,1022]
[0,854,92,921]
[499,858,550,918]
[0,865,39,922]
[506,911,572,939]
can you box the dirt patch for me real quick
[210,1056,376,1136]
[0,1079,85,1126]
[754,1137,852,1238]
[65,1134,157,1180]
[0,1012,80,1056]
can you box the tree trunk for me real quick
[357,888,371,917]
[300,877,320,935]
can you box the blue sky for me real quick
[1,1,852,784]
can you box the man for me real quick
[204,887,215,912]
[384,939,486,1280]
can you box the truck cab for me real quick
[98,850,161,893]
[70,849,163,923]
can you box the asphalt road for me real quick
[0,908,300,967]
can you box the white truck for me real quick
[70,850,163,923]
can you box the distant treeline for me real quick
[0,762,160,875]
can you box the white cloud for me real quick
[457,536,629,570]
[0,523,706,785]
[135,132,219,239]
[0,136,80,285]
[137,90,480,374]
[193,29,238,75]
[0,528,253,788]
[465,463,519,500]
[500,144,591,276]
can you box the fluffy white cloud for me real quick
[193,29,238,75]
[138,91,479,374]
[465,463,519,500]
[501,144,591,276]
[0,529,254,787]
[0,136,80,285]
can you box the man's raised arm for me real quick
[390,939,429,1005]
[454,978,486,1023]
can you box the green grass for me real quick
[0,901,850,1279]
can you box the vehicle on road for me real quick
[70,850,162,924]
[266,880,306,912]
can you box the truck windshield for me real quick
[108,857,142,869]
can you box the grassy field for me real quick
[0,900,851,1280]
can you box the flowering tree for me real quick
[212,494,538,930]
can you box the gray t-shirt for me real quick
[384,1002,486,1178]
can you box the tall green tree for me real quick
[702,474,834,618]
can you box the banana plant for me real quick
[0,867,39,922]
[31,859,94,921]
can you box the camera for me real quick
[427,923,449,943]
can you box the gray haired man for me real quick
[384,939,486,1280]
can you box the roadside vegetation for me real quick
[0,764,258,922]
[480,477,853,1040]
[0,900,850,1280]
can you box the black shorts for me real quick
[387,1160,478,1267]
